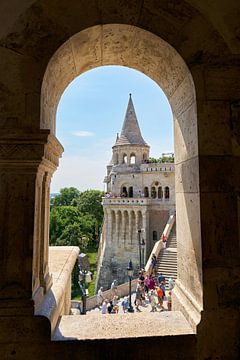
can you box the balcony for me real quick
[102,196,175,207]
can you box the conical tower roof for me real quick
[114,94,148,146]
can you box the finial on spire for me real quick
[129,93,132,98]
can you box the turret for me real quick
[112,94,150,166]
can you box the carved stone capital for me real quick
[0,130,63,172]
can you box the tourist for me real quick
[97,286,104,307]
[160,282,166,299]
[134,284,142,312]
[158,273,165,285]
[156,285,164,310]
[161,234,167,248]
[107,300,114,314]
[138,271,145,287]
[121,297,129,313]
[149,275,155,290]
[150,254,157,275]
[167,291,172,311]
[144,274,150,293]
[110,279,118,299]
[101,300,108,314]
[112,296,119,313]
[149,290,157,312]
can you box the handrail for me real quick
[145,214,175,273]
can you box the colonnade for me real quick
[104,208,147,246]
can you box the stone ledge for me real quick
[53,311,194,341]
[35,246,79,333]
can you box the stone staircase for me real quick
[157,223,177,288]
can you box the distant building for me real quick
[96,95,175,289]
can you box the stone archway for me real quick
[40,24,202,329]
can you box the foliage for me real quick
[148,156,174,163]
[49,187,103,299]
[51,187,80,206]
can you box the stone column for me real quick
[0,130,63,314]
[115,210,120,243]
[128,210,132,244]
[39,172,53,294]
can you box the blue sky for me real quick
[51,66,173,193]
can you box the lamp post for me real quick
[138,229,145,270]
[78,253,92,315]
[78,269,87,315]
[141,238,145,269]
[127,260,134,313]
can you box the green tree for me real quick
[52,187,80,206]
[77,190,104,241]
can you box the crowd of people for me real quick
[96,271,174,315]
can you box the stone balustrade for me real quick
[102,197,175,206]
[35,246,79,334]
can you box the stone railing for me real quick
[102,197,175,206]
[145,214,176,273]
[35,246,79,334]
[72,278,139,312]
[140,162,175,173]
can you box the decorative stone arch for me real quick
[130,153,136,164]
[121,185,128,197]
[158,186,163,199]
[122,153,128,164]
[41,24,202,329]
[151,186,157,199]
[144,186,149,198]
[128,186,133,198]
[164,186,170,199]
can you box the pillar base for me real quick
[172,279,202,331]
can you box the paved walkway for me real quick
[53,291,194,341]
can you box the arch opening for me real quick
[40,24,202,333]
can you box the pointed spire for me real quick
[115,94,148,146]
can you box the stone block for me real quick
[70,26,101,73]
[198,100,232,155]
[175,157,199,194]
[200,192,239,262]
[174,103,198,164]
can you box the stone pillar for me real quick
[128,210,132,244]
[142,210,150,257]
[39,172,53,293]
[115,210,120,244]
[0,130,63,314]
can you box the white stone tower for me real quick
[96,95,175,290]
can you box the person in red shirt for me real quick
[156,286,164,310]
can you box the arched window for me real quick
[144,187,149,198]
[158,186,163,199]
[121,186,128,197]
[153,231,158,241]
[151,186,157,198]
[165,186,170,199]
[130,153,136,164]
[122,154,127,164]
[129,186,133,198]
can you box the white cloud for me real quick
[72,131,95,137]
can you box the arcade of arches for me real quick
[0,1,240,359]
